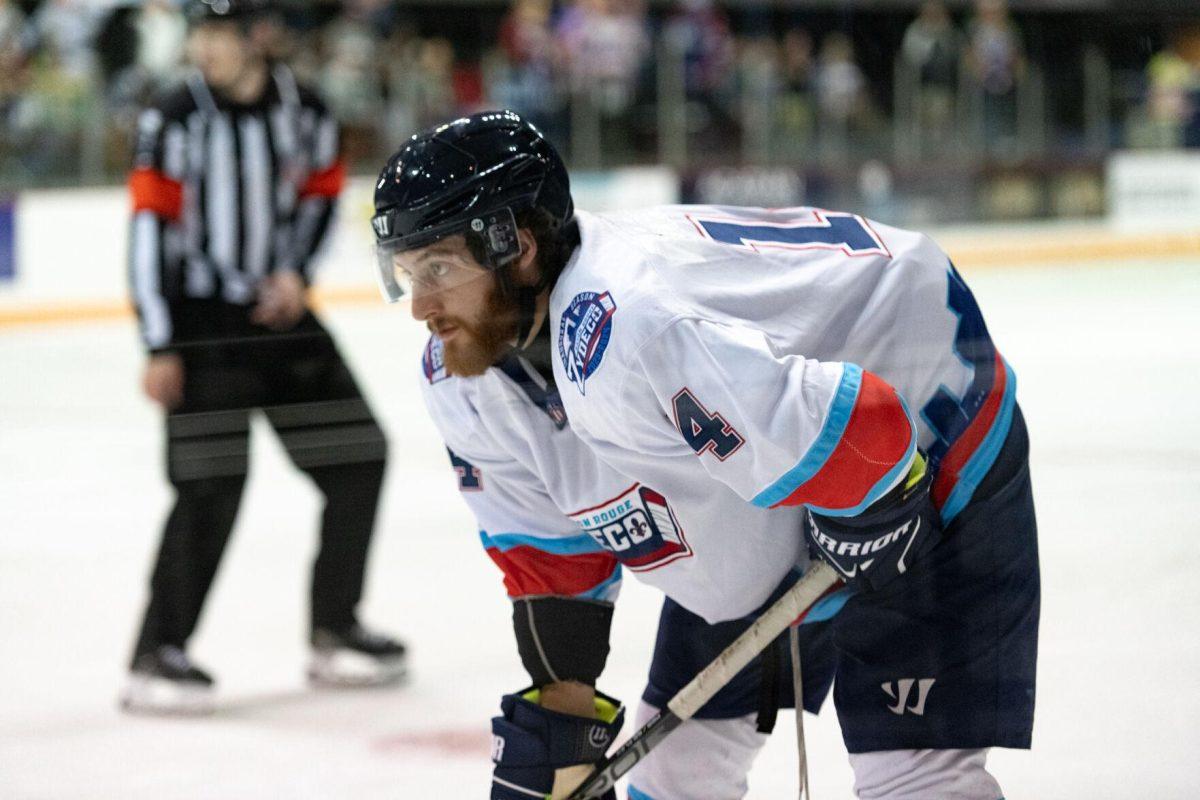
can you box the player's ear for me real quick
[511,227,540,287]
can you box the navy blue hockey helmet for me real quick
[371,110,573,302]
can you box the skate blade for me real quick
[307,650,409,688]
[120,674,215,716]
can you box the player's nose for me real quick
[409,284,440,322]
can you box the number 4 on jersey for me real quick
[672,389,745,461]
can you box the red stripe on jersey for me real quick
[933,351,1008,509]
[484,546,618,599]
[129,168,183,221]
[774,370,913,509]
[300,159,347,198]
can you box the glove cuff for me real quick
[493,686,624,769]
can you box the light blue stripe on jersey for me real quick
[628,786,657,800]
[578,567,622,602]
[807,394,919,519]
[478,530,605,556]
[939,361,1018,525]
[751,363,862,509]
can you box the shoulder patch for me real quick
[423,336,449,384]
[557,291,617,395]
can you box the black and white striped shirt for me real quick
[128,65,343,351]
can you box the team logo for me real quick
[881,678,936,716]
[558,291,616,395]
[587,725,611,749]
[423,336,449,384]
[371,213,392,238]
[569,484,693,572]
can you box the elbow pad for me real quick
[806,452,940,592]
[513,597,614,687]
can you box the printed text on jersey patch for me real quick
[558,291,616,395]
[568,483,693,571]
[423,336,449,384]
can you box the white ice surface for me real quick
[1,257,1199,799]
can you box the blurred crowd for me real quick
[1,0,1199,188]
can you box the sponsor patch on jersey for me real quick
[423,336,449,384]
[568,483,692,572]
[558,291,616,395]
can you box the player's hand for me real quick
[142,353,184,410]
[490,686,623,800]
[252,271,307,331]
[805,452,941,592]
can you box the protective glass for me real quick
[373,240,492,303]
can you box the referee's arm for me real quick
[285,93,346,285]
[128,105,186,355]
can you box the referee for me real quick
[122,0,405,714]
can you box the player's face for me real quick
[187,22,254,91]
[400,237,521,377]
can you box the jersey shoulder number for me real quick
[686,208,891,258]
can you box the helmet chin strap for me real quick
[495,266,543,351]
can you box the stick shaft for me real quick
[566,562,839,800]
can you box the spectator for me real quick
[490,0,560,137]
[1143,32,1199,148]
[901,0,962,152]
[555,0,649,158]
[735,34,780,161]
[663,0,735,151]
[137,0,187,86]
[664,0,733,100]
[0,0,29,93]
[966,0,1024,154]
[815,32,875,143]
[319,10,384,144]
[0,0,28,60]
[9,0,102,181]
[29,0,100,82]
[776,26,816,159]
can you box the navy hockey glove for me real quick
[806,452,940,593]
[491,687,624,800]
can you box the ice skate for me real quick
[307,625,408,688]
[120,646,215,715]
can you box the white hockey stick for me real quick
[558,561,840,800]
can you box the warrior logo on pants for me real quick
[881,678,936,715]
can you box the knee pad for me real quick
[626,701,767,800]
[849,748,1002,800]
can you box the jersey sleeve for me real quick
[418,365,621,603]
[128,102,188,352]
[630,316,918,517]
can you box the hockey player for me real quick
[122,0,405,713]
[372,111,1039,799]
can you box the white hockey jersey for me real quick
[421,206,1015,625]
[419,332,834,622]
[547,207,1016,595]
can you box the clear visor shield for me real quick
[373,240,492,303]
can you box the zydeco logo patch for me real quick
[558,291,616,394]
[569,484,692,572]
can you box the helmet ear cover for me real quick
[466,207,522,269]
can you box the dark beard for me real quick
[438,283,521,377]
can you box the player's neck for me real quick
[519,290,551,350]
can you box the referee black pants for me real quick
[132,305,388,664]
